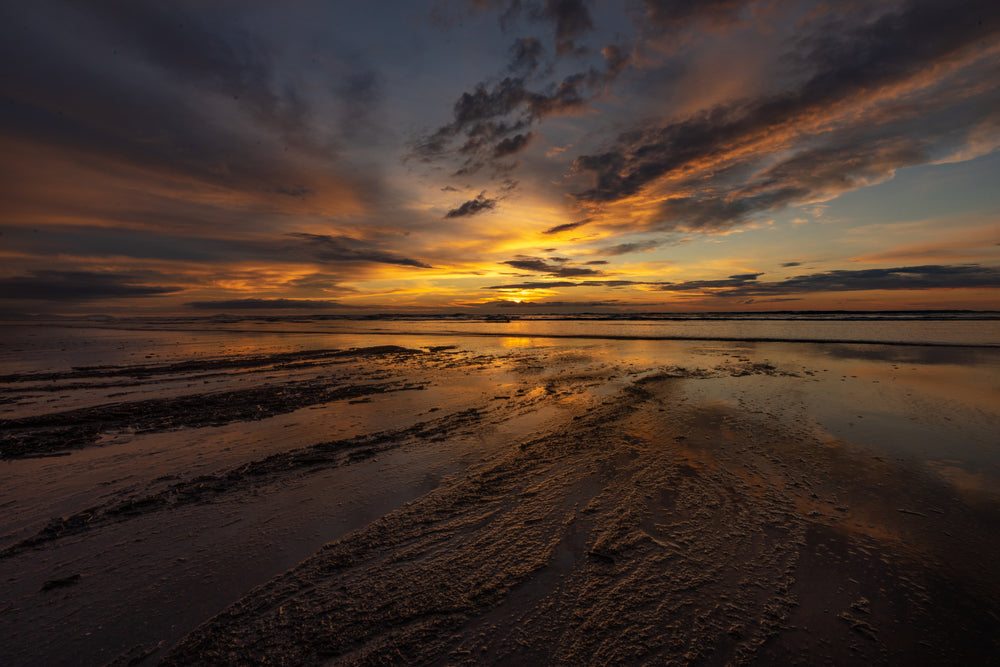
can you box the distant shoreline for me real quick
[3,309,1000,324]
[4,318,998,349]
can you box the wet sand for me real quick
[1,336,999,665]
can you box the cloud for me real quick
[412,25,631,177]
[5,1,998,313]
[508,36,545,75]
[186,298,349,310]
[286,234,433,268]
[646,136,931,232]
[486,279,642,289]
[781,261,802,267]
[852,227,1000,264]
[334,68,386,144]
[275,185,312,198]
[595,239,663,256]
[537,0,595,55]
[493,132,535,157]
[502,256,603,277]
[638,0,755,35]
[485,299,624,308]
[543,219,592,234]
[0,225,433,274]
[654,192,797,233]
[444,193,498,218]
[748,264,1000,295]
[69,2,386,153]
[0,2,388,229]
[0,270,182,301]
[484,1,595,54]
[485,264,1000,297]
[741,297,802,305]
[653,265,1000,296]
[74,2,280,115]
[653,273,764,291]
[572,0,1000,234]
[417,69,608,166]
[486,280,583,289]
[600,44,630,77]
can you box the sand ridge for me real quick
[161,369,1000,665]
[3,342,999,665]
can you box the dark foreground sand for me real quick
[2,343,1000,665]
[160,374,1000,665]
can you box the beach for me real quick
[2,319,999,665]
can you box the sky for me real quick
[1,0,999,315]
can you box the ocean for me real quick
[2,311,998,375]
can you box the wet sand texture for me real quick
[162,373,1000,664]
[2,343,999,665]
[0,346,428,458]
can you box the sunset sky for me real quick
[1,0,999,315]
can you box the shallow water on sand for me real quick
[1,321,999,664]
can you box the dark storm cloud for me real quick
[444,194,497,218]
[503,257,603,277]
[88,4,259,76]
[781,262,802,268]
[573,0,1000,232]
[493,132,535,157]
[542,219,592,234]
[186,298,348,310]
[335,68,386,142]
[0,2,383,205]
[413,23,630,178]
[419,69,603,159]
[67,1,280,117]
[451,79,531,130]
[474,0,595,54]
[75,1,384,151]
[0,270,182,302]
[601,44,631,77]
[286,234,433,268]
[508,36,545,75]
[537,0,595,55]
